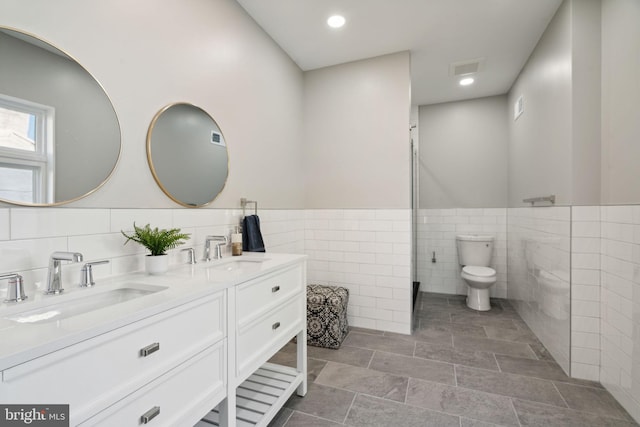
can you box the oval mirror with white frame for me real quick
[0,27,121,206]
[147,103,229,207]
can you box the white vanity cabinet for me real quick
[200,258,308,427]
[0,290,227,426]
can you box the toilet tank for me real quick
[456,234,494,267]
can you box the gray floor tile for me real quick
[513,398,639,427]
[455,365,567,406]
[349,326,384,336]
[450,312,519,330]
[269,351,327,383]
[418,321,488,338]
[415,341,499,370]
[342,331,415,356]
[484,326,542,345]
[369,350,456,385]
[345,394,460,427]
[282,411,345,427]
[406,378,519,426]
[460,418,511,427]
[314,361,408,402]
[307,344,373,368]
[527,341,557,361]
[284,383,355,423]
[386,328,454,346]
[414,310,452,322]
[554,382,636,422]
[267,407,293,427]
[454,335,537,359]
[495,354,571,381]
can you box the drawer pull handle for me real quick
[140,342,160,357]
[272,321,281,330]
[141,406,160,424]
[272,285,280,293]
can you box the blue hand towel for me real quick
[242,215,265,252]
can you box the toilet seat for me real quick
[462,266,495,277]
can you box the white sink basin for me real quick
[4,284,167,324]
[207,258,269,272]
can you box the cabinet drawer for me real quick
[2,291,225,424]
[236,264,303,326]
[81,340,226,426]
[237,295,304,380]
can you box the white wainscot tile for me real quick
[572,222,600,238]
[570,363,599,381]
[572,315,599,333]
[69,232,144,260]
[572,253,600,270]
[603,206,634,224]
[572,237,600,254]
[0,237,68,273]
[173,208,233,229]
[11,208,110,239]
[572,269,600,286]
[342,210,375,220]
[572,300,600,317]
[572,206,600,222]
[571,331,600,349]
[375,210,410,221]
[0,209,9,240]
[602,240,633,261]
[572,284,600,301]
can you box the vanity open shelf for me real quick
[199,363,305,427]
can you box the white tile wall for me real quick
[600,205,640,422]
[416,208,507,298]
[0,207,410,334]
[0,208,305,302]
[507,206,571,375]
[571,206,601,381]
[305,209,412,334]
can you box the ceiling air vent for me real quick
[449,58,484,77]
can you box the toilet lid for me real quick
[462,266,496,277]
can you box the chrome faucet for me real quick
[46,251,83,294]
[181,247,197,264]
[203,235,228,261]
[1,273,28,302]
[80,260,110,287]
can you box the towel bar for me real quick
[523,195,555,205]
[240,198,258,216]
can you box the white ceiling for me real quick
[235,0,563,106]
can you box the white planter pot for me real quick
[145,254,168,275]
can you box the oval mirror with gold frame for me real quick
[146,103,229,207]
[0,27,121,206]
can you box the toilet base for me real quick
[467,287,491,311]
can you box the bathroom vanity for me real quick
[0,253,307,427]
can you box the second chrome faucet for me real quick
[203,235,228,261]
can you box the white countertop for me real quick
[0,253,306,371]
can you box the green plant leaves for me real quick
[121,223,190,256]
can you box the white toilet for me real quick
[456,234,497,311]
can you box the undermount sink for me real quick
[4,284,167,324]
[206,258,269,272]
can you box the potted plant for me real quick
[122,223,190,275]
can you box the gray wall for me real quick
[0,0,305,209]
[507,0,572,207]
[508,0,601,207]
[418,96,508,209]
[0,31,119,202]
[303,52,412,209]
[601,0,640,205]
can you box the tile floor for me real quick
[267,292,638,427]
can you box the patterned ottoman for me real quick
[306,284,349,349]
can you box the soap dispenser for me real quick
[232,226,243,256]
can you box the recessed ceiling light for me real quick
[327,15,346,28]
[459,77,475,86]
